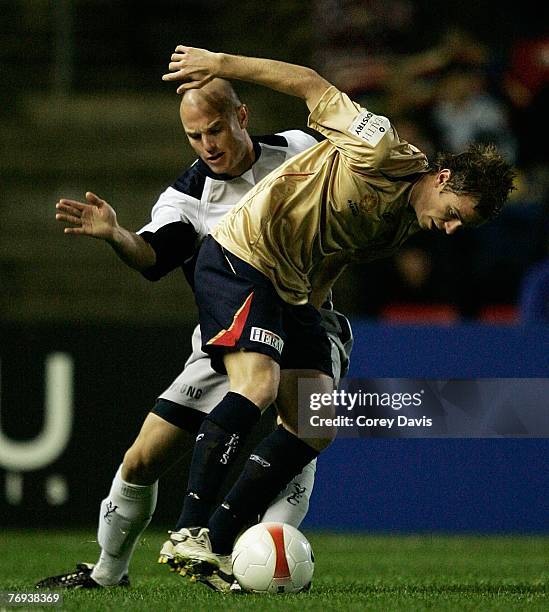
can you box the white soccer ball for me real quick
[231,522,314,594]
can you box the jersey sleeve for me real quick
[137,186,200,235]
[308,85,429,177]
[137,186,200,281]
[278,129,323,157]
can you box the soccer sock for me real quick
[92,465,158,586]
[260,458,317,528]
[176,392,261,529]
[208,426,319,554]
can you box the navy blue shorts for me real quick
[194,236,333,377]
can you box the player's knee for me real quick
[249,375,279,409]
[122,445,162,485]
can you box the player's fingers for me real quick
[162,70,182,81]
[176,82,192,93]
[167,59,186,72]
[165,54,193,74]
[56,202,82,215]
[85,191,103,205]
[176,81,195,93]
[57,198,86,211]
[63,227,87,235]
[56,212,82,225]
[174,45,191,53]
[176,75,213,94]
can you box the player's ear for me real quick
[437,168,451,188]
[238,104,249,129]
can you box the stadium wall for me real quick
[303,322,549,533]
[0,322,547,532]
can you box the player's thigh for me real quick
[276,368,334,435]
[123,412,191,481]
[157,325,230,418]
[224,350,280,409]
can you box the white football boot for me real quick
[158,532,182,571]
[167,527,238,592]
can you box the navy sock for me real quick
[176,392,261,529]
[208,426,319,553]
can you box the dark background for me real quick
[2,0,548,324]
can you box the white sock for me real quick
[91,465,158,586]
[260,458,316,528]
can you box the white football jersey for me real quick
[137,131,320,282]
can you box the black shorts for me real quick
[194,236,333,378]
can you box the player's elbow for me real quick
[299,69,331,111]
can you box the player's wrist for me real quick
[105,223,123,245]
[215,52,230,78]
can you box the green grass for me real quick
[1,530,547,611]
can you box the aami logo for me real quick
[348,110,390,146]
[250,327,284,355]
[353,112,373,135]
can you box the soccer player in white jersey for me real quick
[158,47,516,586]
[36,79,352,592]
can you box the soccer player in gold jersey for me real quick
[160,47,515,580]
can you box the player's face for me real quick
[180,100,253,176]
[411,170,482,235]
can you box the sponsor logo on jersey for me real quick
[250,327,284,354]
[348,110,390,146]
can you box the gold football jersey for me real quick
[212,86,430,305]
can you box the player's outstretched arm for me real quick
[163,46,332,112]
[55,191,156,272]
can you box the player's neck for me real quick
[228,135,256,177]
[408,174,429,212]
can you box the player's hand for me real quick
[162,46,221,94]
[55,192,118,241]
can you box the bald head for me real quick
[180,78,242,118]
[179,78,254,177]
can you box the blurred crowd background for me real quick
[2,0,548,325]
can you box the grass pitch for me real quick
[1,530,547,611]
